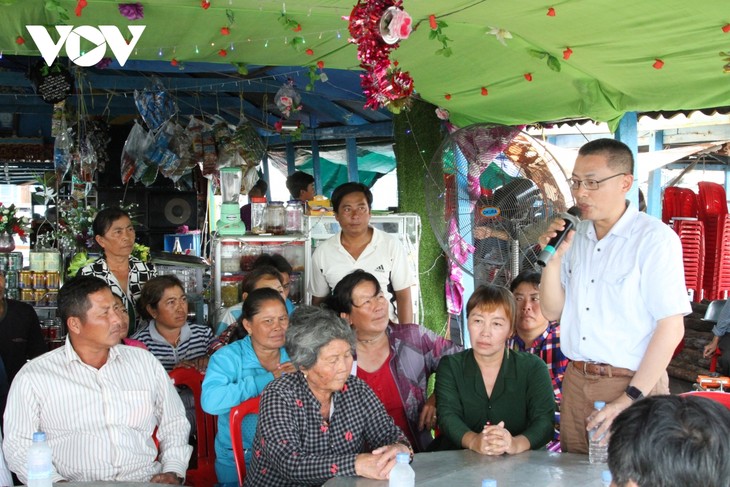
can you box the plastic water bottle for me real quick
[601,470,613,486]
[27,431,53,487]
[482,480,498,487]
[389,452,414,487]
[589,401,608,464]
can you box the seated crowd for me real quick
[0,266,728,487]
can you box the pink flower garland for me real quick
[348,0,414,111]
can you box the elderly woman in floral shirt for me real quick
[327,270,462,452]
[245,306,410,486]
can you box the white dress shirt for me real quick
[559,202,691,370]
[0,430,11,487]
[2,339,192,483]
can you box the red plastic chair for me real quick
[229,396,261,486]
[680,390,730,409]
[169,367,217,487]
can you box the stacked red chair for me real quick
[672,218,705,303]
[662,186,699,224]
[697,182,730,301]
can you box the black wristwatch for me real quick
[625,385,644,401]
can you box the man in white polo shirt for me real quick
[309,182,414,324]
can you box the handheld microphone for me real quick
[536,206,582,267]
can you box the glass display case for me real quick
[211,235,309,324]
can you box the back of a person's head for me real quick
[253,253,293,275]
[286,171,315,199]
[608,394,730,487]
[242,265,282,294]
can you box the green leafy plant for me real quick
[429,20,452,57]
[527,49,562,72]
[0,203,30,241]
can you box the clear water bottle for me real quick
[589,401,608,464]
[27,431,53,487]
[482,480,497,487]
[389,452,414,487]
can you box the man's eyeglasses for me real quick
[352,291,386,309]
[567,173,626,191]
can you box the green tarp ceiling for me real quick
[1,1,730,130]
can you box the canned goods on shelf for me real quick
[32,272,46,290]
[8,252,22,271]
[20,289,34,303]
[34,289,47,306]
[0,253,8,268]
[45,291,58,307]
[18,271,33,289]
[5,270,17,289]
[6,289,18,300]
[45,272,60,290]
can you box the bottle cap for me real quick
[482,480,497,487]
[251,197,267,203]
[395,452,410,463]
[594,401,606,410]
[602,470,613,483]
[32,431,46,442]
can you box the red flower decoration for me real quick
[481,87,488,96]
[295,399,303,407]
[547,7,556,16]
[201,0,210,9]
[330,464,339,474]
[218,49,227,57]
[171,58,179,66]
[653,59,664,69]
[563,47,573,60]
[429,14,437,30]
[344,431,353,441]
[317,60,325,69]
[221,26,230,35]
[341,383,348,392]
[723,24,730,33]
[261,468,267,475]
[444,93,451,100]
[305,48,314,56]
[75,0,88,17]
[293,24,302,32]
[524,73,533,81]
[320,424,328,433]
[255,449,261,458]
[15,36,24,45]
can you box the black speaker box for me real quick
[146,191,198,231]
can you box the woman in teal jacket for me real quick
[201,288,296,486]
[433,285,555,454]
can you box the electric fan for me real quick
[424,123,573,287]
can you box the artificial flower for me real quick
[388,8,412,40]
[487,27,512,46]
[118,2,143,20]
[435,107,450,120]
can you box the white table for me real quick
[323,450,609,486]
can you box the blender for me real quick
[216,167,247,236]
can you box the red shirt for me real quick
[358,352,416,447]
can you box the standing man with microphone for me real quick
[538,138,690,454]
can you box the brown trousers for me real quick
[560,361,669,453]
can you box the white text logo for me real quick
[26,25,146,67]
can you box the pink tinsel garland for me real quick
[348,0,414,111]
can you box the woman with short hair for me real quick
[244,306,411,486]
[433,285,555,455]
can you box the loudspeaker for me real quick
[147,191,198,230]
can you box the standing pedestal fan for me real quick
[424,124,573,288]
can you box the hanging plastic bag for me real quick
[53,119,72,180]
[134,78,177,132]
[120,121,152,184]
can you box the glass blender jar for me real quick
[216,167,247,236]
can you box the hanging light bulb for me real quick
[158,47,163,56]
[230,42,235,50]
[264,39,269,47]
[195,45,200,54]
[336,30,342,39]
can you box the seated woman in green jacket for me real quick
[433,285,555,455]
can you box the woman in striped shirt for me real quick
[132,275,213,372]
